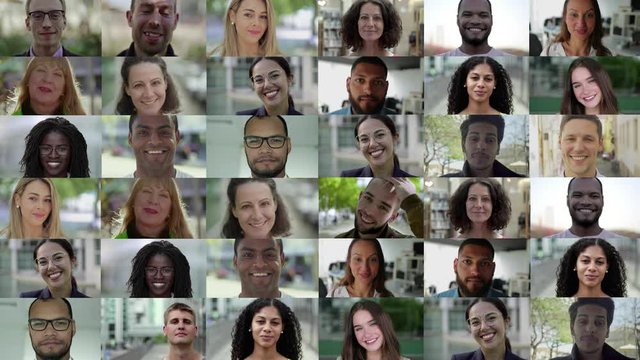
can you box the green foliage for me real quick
[318,178,362,211]
[424,115,463,173]
[531,298,572,359]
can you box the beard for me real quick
[460,28,491,47]
[247,155,287,178]
[348,92,385,115]
[456,272,492,297]
[33,343,71,360]
[569,208,602,228]
[354,216,385,236]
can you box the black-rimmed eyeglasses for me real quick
[28,318,72,331]
[145,267,174,276]
[29,10,65,22]
[244,135,288,149]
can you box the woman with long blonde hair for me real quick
[111,178,194,239]
[211,0,281,56]
[12,57,86,115]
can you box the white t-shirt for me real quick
[439,47,513,56]
[548,228,625,239]
[541,41,614,56]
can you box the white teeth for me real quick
[578,209,593,213]
[481,333,495,341]
[264,90,278,99]
[369,149,383,157]
[583,95,596,101]
[249,221,267,227]
[571,156,586,161]
[152,283,166,288]
[252,272,269,277]
[47,162,61,167]
[146,150,164,154]
[364,338,377,344]
[48,272,62,280]
[469,28,483,32]
[360,213,374,224]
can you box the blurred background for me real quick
[206,238,317,297]
[100,178,207,238]
[317,0,423,56]
[0,57,102,115]
[101,115,207,178]
[0,239,100,297]
[207,0,317,56]
[206,178,319,239]
[319,114,423,177]
[0,0,101,55]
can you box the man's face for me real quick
[571,304,609,357]
[560,119,603,177]
[126,0,179,56]
[567,178,603,228]
[26,0,66,51]
[29,299,75,360]
[463,122,499,174]
[457,0,492,46]
[346,63,388,114]
[233,238,283,297]
[354,179,399,237]
[244,116,291,178]
[128,116,180,174]
[163,309,197,346]
[453,244,495,297]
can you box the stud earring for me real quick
[248,328,251,332]
[463,84,466,87]
[573,268,576,271]
[231,21,235,26]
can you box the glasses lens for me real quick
[267,136,285,148]
[52,319,70,330]
[29,319,46,330]
[245,136,263,148]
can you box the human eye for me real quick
[572,83,582,89]
[37,259,48,267]
[53,319,69,328]
[379,204,389,211]
[354,325,362,332]
[30,319,46,328]
[353,256,362,263]
[363,194,373,202]
[360,15,369,21]
[269,72,281,81]
[244,12,253,18]
[462,259,472,266]
[595,319,604,327]
[354,77,365,84]
[241,250,255,259]
[245,136,262,147]
[369,256,379,263]
[373,79,385,87]
[373,15,383,22]
[264,251,278,261]
[260,200,272,207]
[53,254,64,262]
[469,319,481,327]
[357,135,369,144]
[252,76,264,85]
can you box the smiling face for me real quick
[457,0,492,46]
[467,301,508,353]
[232,182,277,239]
[560,118,602,177]
[465,183,493,226]
[128,115,180,176]
[251,306,283,350]
[463,122,499,174]
[233,238,283,297]
[347,62,389,114]
[244,116,290,178]
[572,304,609,356]
[28,299,75,360]
[454,244,495,297]
[133,183,172,234]
[571,67,602,114]
[353,310,384,354]
[39,131,70,177]
[358,2,384,44]
[564,0,596,41]
[163,309,197,346]
[35,241,75,293]
[349,240,380,289]
[567,177,603,228]
[229,0,268,51]
[126,0,179,56]
[125,63,167,116]
[251,59,292,111]
[355,179,399,236]
[575,245,608,293]
[356,118,397,170]
[144,253,174,297]
[15,180,52,233]
[26,0,66,53]
[465,63,495,106]
[27,62,65,112]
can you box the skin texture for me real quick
[232,182,277,239]
[28,62,65,114]
[559,119,602,177]
[464,63,496,113]
[28,299,76,360]
[145,253,174,297]
[466,183,493,228]
[39,131,71,177]
[15,180,52,238]
[575,245,608,296]
[133,183,172,237]
[251,59,292,115]
[353,310,384,357]
[244,116,290,178]
[567,178,603,234]
[234,238,283,298]
[467,301,508,357]
[163,309,198,347]
[457,0,493,53]
[571,304,608,357]
[571,67,602,115]
[565,0,595,42]
[358,3,383,44]
[25,0,66,56]
[346,63,389,114]
[356,118,398,174]
[125,63,167,116]
[128,115,180,177]
[453,244,495,297]
[349,240,380,294]
[35,241,75,297]
[354,179,400,236]
[126,0,179,56]
[251,306,283,351]
[229,0,268,55]
[462,122,499,176]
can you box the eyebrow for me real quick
[135,124,173,130]
[468,131,496,137]
[36,251,64,260]
[577,314,606,319]
[363,191,392,209]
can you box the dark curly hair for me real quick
[126,240,193,298]
[561,57,618,115]
[341,0,402,51]
[20,117,90,177]
[231,298,302,360]
[341,300,401,360]
[447,177,511,233]
[334,239,394,297]
[447,56,513,114]
[555,238,627,297]
[116,57,180,115]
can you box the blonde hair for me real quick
[211,0,281,56]
[12,57,86,115]
[2,178,64,239]
[112,178,194,239]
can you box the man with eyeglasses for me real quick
[330,56,398,115]
[18,0,79,57]
[28,298,76,360]
[118,0,179,56]
[233,237,290,298]
[243,115,291,178]
[436,238,506,297]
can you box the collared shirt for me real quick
[117,42,177,57]
[435,286,506,298]
[29,45,64,57]
[441,160,525,177]
[329,105,398,115]
[439,47,513,56]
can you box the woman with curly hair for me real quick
[561,57,618,115]
[341,0,402,56]
[231,298,302,360]
[116,57,180,115]
[447,178,511,239]
[126,240,192,298]
[328,239,394,297]
[556,238,627,297]
[447,56,513,115]
[20,117,90,178]
[542,0,612,56]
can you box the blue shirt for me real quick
[435,286,506,298]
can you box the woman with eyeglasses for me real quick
[126,240,192,298]
[341,115,415,177]
[237,57,303,116]
[21,239,89,298]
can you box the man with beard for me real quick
[118,0,179,56]
[162,302,203,360]
[551,298,632,360]
[335,177,423,238]
[330,57,398,115]
[439,0,512,56]
[550,177,623,238]
[28,298,76,360]
[436,238,505,297]
[243,115,291,178]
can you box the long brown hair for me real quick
[553,0,611,56]
[336,239,394,297]
[561,57,618,114]
[341,300,401,360]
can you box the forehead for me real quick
[23,180,51,195]
[135,0,176,10]
[238,0,267,12]
[459,244,492,258]
[29,0,64,11]
[353,309,374,324]
[459,0,491,14]
[236,182,273,202]
[357,118,388,135]
[360,2,382,14]
[245,117,286,136]
[468,63,494,76]
[351,240,377,256]
[253,59,284,75]
[569,178,601,194]
[30,300,70,318]
[128,63,164,80]
[576,304,607,319]
[167,309,194,322]
[31,61,63,72]
[567,0,594,12]
[469,301,500,317]
[467,183,490,196]
[352,63,386,78]
[132,116,174,129]
[365,179,396,202]
[237,238,279,252]
[467,122,497,136]
[579,245,606,258]
[562,119,599,136]
[254,305,281,319]
[147,253,173,266]
[36,242,66,258]
[571,67,593,80]
[41,131,70,144]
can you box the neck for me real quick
[348,281,374,297]
[463,224,496,239]
[22,222,45,239]
[238,41,261,56]
[481,345,506,360]
[575,285,607,298]
[167,344,199,360]
[135,166,176,178]
[358,41,387,56]
[249,344,281,360]
[366,350,382,360]
[370,161,394,177]
[586,106,601,115]
[240,287,281,298]
[49,281,73,298]
[564,168,597,178]
[135,220,164,238]
[461,100,498,115]
[459,42,492,55]
[30,99,60,115]
[569,223,603,237]
[265,100,289,116]
[565,39,591,56]
[467,163,493,177]
[32,43,60,57]
[37,353,70,360]
[135,43,166,57]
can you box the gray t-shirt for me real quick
[549,228,625,239]
[439,47,513,56]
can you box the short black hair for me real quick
[569,297,614,329]
[457,0,492,15]
[233,238,284,257]
[128,114,179,134]
[350,56,388,78]
[460,115,505,144]
[458,238,495,260]
[244,115,289,137]
[567,177,603,195]
[29,298,73,319]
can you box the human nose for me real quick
[41,14,53,27]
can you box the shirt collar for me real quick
[29,45,64,57]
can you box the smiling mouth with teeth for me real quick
[146,150,166,155]
[152,282,166,288]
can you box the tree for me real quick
[423,115,462,176]
[531,298,572,360]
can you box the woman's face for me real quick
[28,62,65,110]
[465,183,493,226]
[125,63,167,116]
[35,242,74,292]
[251,305,283,349]
[39,131,71,178]
[356,118,397,169]
[15,180,52,231]
[230,0,268,48]
[468,301,508,352]
[564,0,596,41]
[251,59,291,110]
[144,253,175,297]
[353,309,384,354]
[232,182,277,239]
[358,2,384,44]
[133,183,172,231]
[571,66,602,113]
[575,245,608,291]
[349,240,380,288]
[465,63,495,105]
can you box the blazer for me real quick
[14,46,79,56]
[340,165,416,177]
[236,103,303,116]
[452,349,525,360]
[20,286,89,298]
